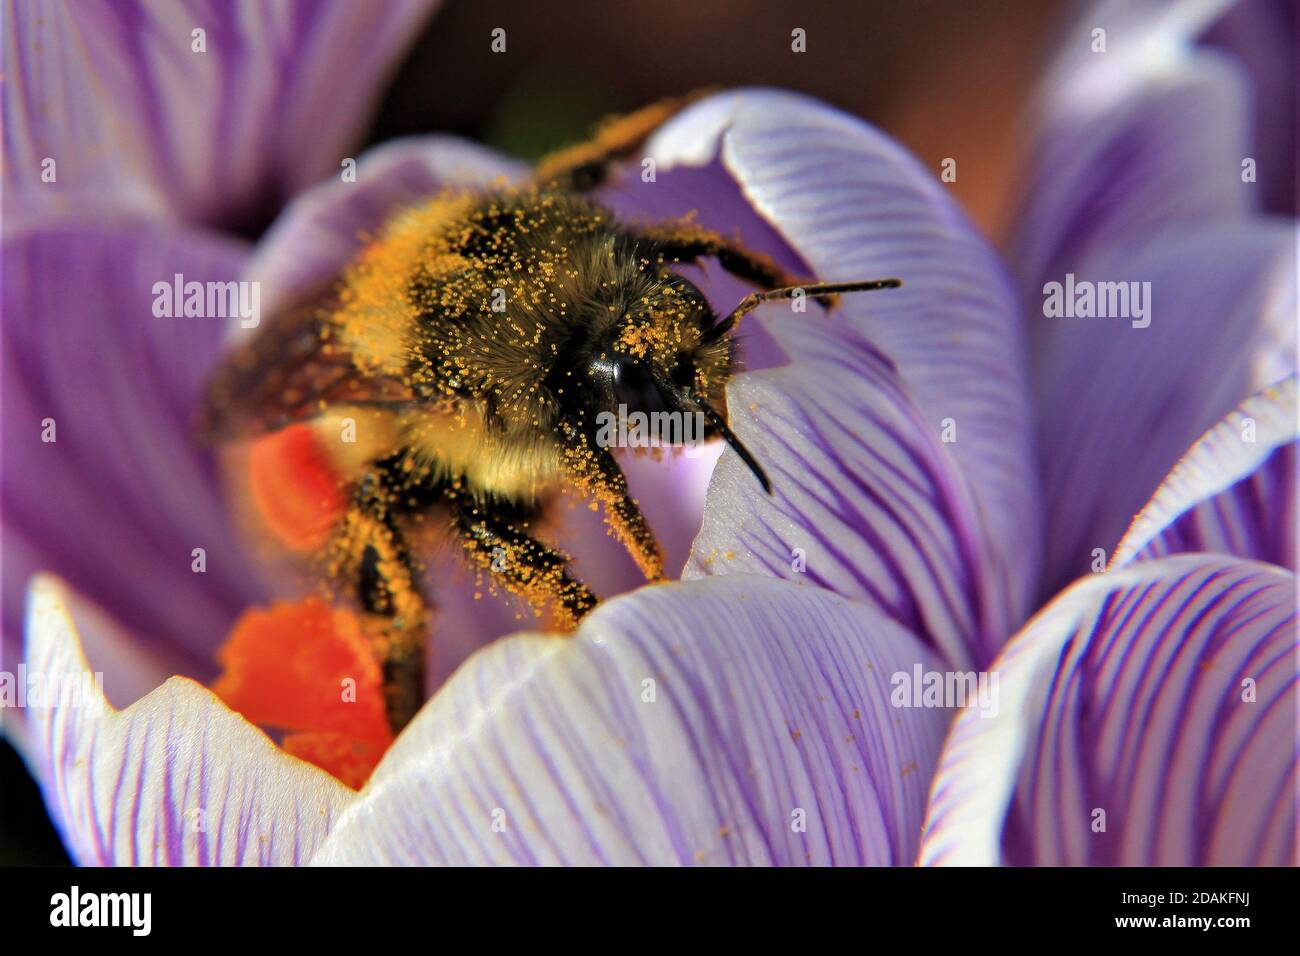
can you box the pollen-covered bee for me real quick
[201,96,901,733]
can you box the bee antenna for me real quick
[706,276,903,342]
[652,369,771,494]
[694,397,772,494]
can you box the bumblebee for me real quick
[202,96,900,733]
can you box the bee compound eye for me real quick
[610,359,671,415]
[586,355,622,392]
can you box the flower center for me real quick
[211,599,394,789]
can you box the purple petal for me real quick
[1011,0,1295,596]
[1,221,273,682]
[3,0,439,230]
[1114,375,1296,570]
[1009,0,1253,306]
[1033,221,1296,594]
[683,330,999,670]
[311,576,951,866]
[602,90,1039,662]
[920,554,1297,866]
[1204,0,1297,216]
[22,576,353,866]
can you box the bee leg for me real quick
[534,92,706,192]
[633,223,865,323]
[335,471,431,734]
[559,424,665,582]
[634,222,810,292]
[445,484,598,629]
[637,224,905,336]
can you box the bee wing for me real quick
[198,287,418,441]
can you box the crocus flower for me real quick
[2,0,1294,866]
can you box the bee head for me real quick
[574,285,772,493]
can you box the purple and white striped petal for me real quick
[3,0,439,231]
[311,576,952,866]
[1009,0,1253,308]
[920,554,1297,866]
[1114,375,1296,570]
[1032,221,1296,594]
[22,576,354,866]
[683,326,996,671]
[1011,0,1296,594]
[603,89,1039,663]
[0,221,272,682]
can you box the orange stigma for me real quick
[212,598,395,789]
[247,424,348,551]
